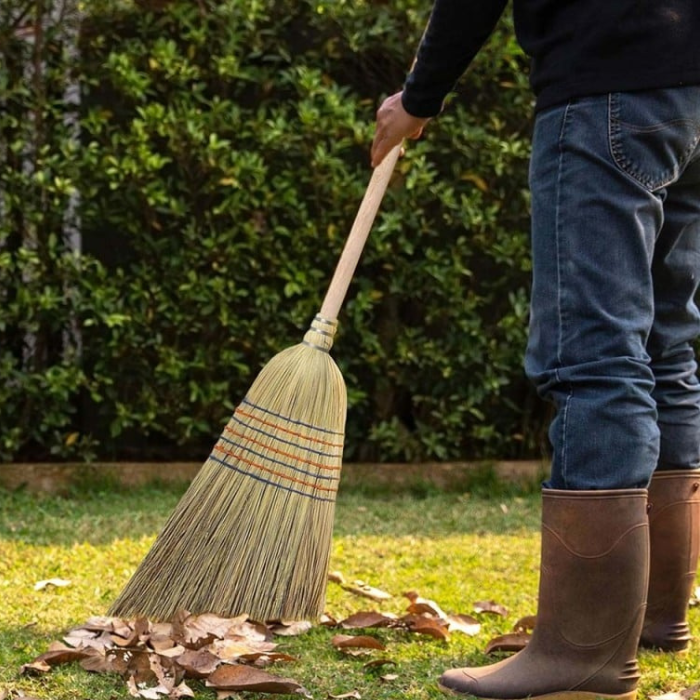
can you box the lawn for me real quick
[0,473,698,699]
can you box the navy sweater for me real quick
[402,0,700,116]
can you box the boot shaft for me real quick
[533,489,649,692]
[642,469,700,651]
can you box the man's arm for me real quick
[402,0,509,118]
[371,0,508,166]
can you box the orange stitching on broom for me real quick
[223,425,343,471]
[230,413,337,457]
[216,446,340,494]
[235,408,344,448]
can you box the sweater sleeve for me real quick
[401,0,509,118]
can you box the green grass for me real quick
[0,476,698,700]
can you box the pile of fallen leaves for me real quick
[20,580,700,700]
[22,611,305,699]
[21,579,529,700]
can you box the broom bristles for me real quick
[109,316,346,622]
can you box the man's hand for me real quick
[371,92,431,167]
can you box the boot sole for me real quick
[437,682,637,700]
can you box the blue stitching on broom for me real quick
[209,454,337,503]
[241,398,345,436]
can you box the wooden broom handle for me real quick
[319,143,402,321]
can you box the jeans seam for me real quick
[555,102,572,368]
[555,102,574,489]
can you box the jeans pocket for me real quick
[608,87,700,191]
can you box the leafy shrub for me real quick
[0,0,548,462]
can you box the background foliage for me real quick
[0,0,546,463]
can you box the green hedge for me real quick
[0,0,548,463]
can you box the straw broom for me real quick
[109,145,402,623]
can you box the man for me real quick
[371,2,700,699]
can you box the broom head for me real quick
[109,315,346,622]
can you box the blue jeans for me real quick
[526,86,700,490]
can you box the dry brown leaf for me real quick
[64,629,114,652]
[111,617,150,648]
[650,682,700,700]
[155,645,187,659]
[380,674,399,682]
[122,648,158,685]
[80,650,130,674]
[328,692,361,699]
[403,591,447,619]
[80,654,111,673]
[21,643,97,674]
[269,620,313,636]
[209,637,277,662]
[142,687,170,700]
[340,612,396,629]
[150,653,184,691]
[474,600,509,617]
[149,635,176,653]
[484,632,531,655]
[513,615,537,633]
[446,614,481,636]
[172,681,195,699]
[171,611,220,650]
[320,613,338,627]
[110,618,137,639]
[328,572,392,601]
[345,580,392,602]
[206,665,311,696]
[331,634,386,651]
[63,628,97,643]
[126,675,141,698]
[174,648,221,678]
[79,616,119,633]
[34,578,71,591]
[125,676,170,699]
[20,659,51,675]
[227,618,273,643]
[150,622,174,637]
[328,571,346,584]
[238,651,299,667]
[192,613,243,639]
[404,617,449,641]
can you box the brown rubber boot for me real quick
[439,489,649,700]
[639,469,700,653]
